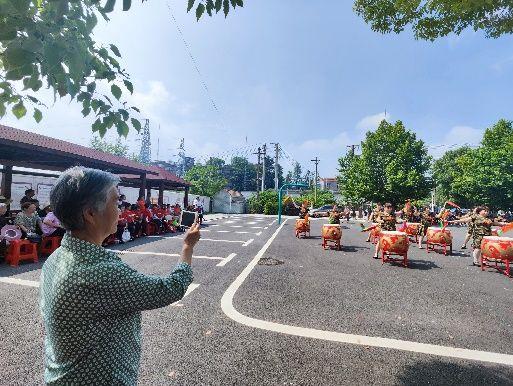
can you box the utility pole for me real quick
[311,157,320,206]
[253,147,263,193]
[347,144,360,156]
[261,143,267,192]
[271,143,279,190]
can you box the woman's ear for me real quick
[82,207,96,226]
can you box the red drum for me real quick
[379,231,409,267]
[426,227,453,256]
[370,223,380,244]
[295,219,310,238]
[404,223,420,241]
[322,224,341,250]
[481,236,513,277]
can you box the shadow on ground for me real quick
[396,359,513,385]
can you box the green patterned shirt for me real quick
[39,233,193,385]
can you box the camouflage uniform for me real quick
[471,214,492,249]
[370,209,382,223]
[417,212,433,236]
[379,213,397,231]
[328,211,341,225]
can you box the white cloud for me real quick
[490,55,513,73]
[356,111,390,131]
[428,125,483,159]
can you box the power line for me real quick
[166,2,228,133]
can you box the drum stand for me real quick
[426,241,452,256]
[481,256,511,277]
[381,250,408,268]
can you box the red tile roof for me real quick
[0,124,156,174]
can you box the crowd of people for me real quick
[0,189,206,260]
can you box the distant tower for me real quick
[177,138,186,177]
[139,119,152,164]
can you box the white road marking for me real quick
[217,253,238,267]
[217,230,230,233]
[264,227,268,230]
[146,236,245,244]
[220,219,513,367]
[250,226,264,229]
[246,222,257,225]
[255,231,262,236]
[268,219,277,226]
[225,221,235,224]
[0,277,39,288]
[210,225,219,227]
[172,283,200,306]
[230,226,243,228]
[118,250,223,261]
[242,238,254,247]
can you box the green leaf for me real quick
[92,118,103,132]
[91,99,100,112]
[223,0,229,17]
[215,0,222,12]
[27,95,39,103]
[131,106,140,113]
[110,44,121,58]
[111,84,122,100]
[206,0,214,16]
[87,82,97,94]
[81,107,91,117]
[12,102,27,119]
[131,118,142,132]
[196,3,205,20]
[33,108,42,123]
[122,0,131,11]
[123,80,133,94]
[0,103,6,117]
[103,0,116,13]
[230,0,236,8]
[116,120,129,137]
[187,0,195,12]
[119,108,129,121]
[235,0,243,6]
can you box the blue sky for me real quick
[3,1,513,177]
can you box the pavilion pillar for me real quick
[184,186,189,208]
[139,173,146,200]
[1,165,13,210]
[158,182,164,206]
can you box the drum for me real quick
[426,227,452,245]
[295,219,310,238]
[370,223,380,244]
[426,227,452,255]
[404,223,420,237]
[379,231,409,255]
[481,236,513,261]
[322,224,341,250]
[481,236,513,277]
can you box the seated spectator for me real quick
[149,204,163,234]
[118,194,127,209]
[173,203,181,216]
[15,202,42,243]
[115,208,128,243]
[38,202,53,219]
[0,203,11,262]
[120,203,138,240]
[41,206,66,238]
[20,189,39,208]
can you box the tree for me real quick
[432,146,474,207]
[205,157,226,171]
[0,1,236,135]
[442,119,513,210]
[262,156,284,190]
[184,164,227,198]
[353,0,513,40]
[90,135,141,162]
[223,156,256,192]
[338,120,432,205]
[292,162,302,182]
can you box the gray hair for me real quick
[51,167,120,231]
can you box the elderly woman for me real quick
[40,167,200,385]
[41,205,66,238]
[15,202,42,242]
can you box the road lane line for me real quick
[0,277,39,288]
[118,250,223,260]
[255,231,262,236]
[230,226,243,228]
[220,219,513,367]
[268,219,277,226]
[264,227,268,230]
[242,239,254,247]
[146,236,245,244]
[217,230,230,233]
[172,283,200,306]
[250,227,264,229]
[217,253,238,267]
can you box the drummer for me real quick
[417,207,435,249]
[460,207,477,250]
[366,203,383,242]
[328,205,341,225]
[450,206,507,266]
[372,203,402,259]
[298,202,309,220]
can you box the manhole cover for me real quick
[258,257,284,266]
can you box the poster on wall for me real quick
[11,182,32,210]
[37,184,54,207]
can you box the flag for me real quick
[446,201,461,209]
[497,222,513,236]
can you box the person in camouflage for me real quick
[450,206,507,266]
[372,203,400,259]
[328,205,341,225]
[416,207,434,249]
[366,203,383,242]
[459,207,477,249]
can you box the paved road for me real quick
[1,215,513,385]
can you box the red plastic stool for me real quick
[6,240,39,267]
[40,236,62,256]
[147,222,158,236]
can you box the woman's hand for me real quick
[181,222,201,265]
